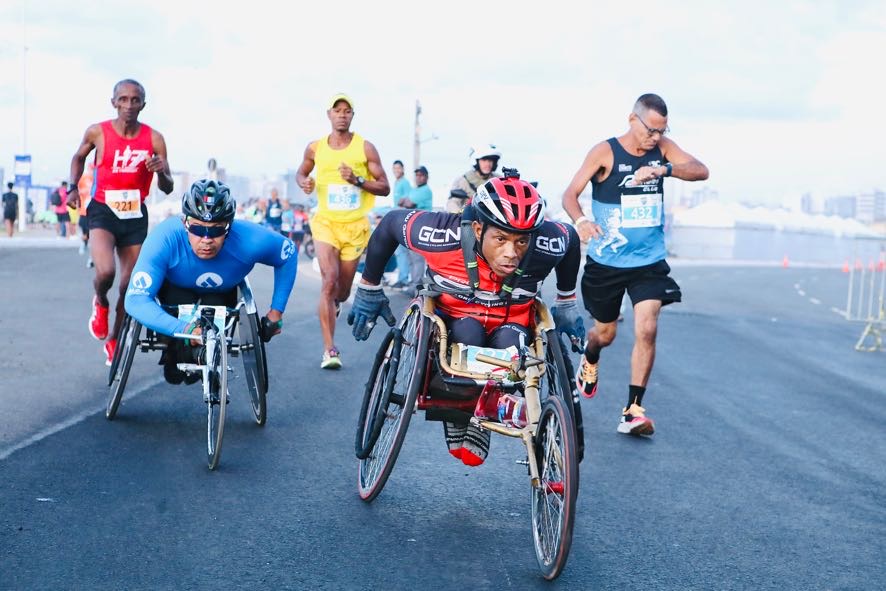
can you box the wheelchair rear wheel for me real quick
[357,301,430,502]
[207,330,228,470]
[106,315,141,420]
[545,333,585,463]
[530,395,578,580]
[238,307,268,425]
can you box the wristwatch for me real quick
[355,176,365,187]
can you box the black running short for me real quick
[580,258,681,323]
[87,199,148,247]
[56,211,71,223]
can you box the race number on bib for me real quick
[105,189,143,220]
[620,193,662,228]
[177,304,226,334]
[327,183,360,211]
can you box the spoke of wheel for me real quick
[539,416,564,560]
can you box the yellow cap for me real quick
[327,93,354,110]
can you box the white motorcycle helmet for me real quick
[469,144,502,172]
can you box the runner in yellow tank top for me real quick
[296,93,391,369]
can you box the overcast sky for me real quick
[0,0,883,210]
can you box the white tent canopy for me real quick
[672,201,883,238]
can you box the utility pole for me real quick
[18,2,28,232]
[412,99,438,172]
[413,100,421,172]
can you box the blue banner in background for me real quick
[14,154,31,187]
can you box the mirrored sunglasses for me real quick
[186,222,228,238]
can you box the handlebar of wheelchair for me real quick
[475,353,545,370]
[172,321,221,343]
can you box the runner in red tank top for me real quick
[67,79,174,366]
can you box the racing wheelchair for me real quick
[354,294,584,580]
[106,278,269,470]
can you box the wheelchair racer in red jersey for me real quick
[348,168,585,466]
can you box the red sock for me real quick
[461,450,485,467]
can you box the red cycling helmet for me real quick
[472,169,545,233]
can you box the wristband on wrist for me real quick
[664,163,672,177]
[574,216,589,226]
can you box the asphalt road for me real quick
[1,247,883,590]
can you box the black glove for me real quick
[347,284,397,341]
[551,297,586,352]
[260,316,282,343]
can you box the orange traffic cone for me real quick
[842,260,850,273]
[855,259,864,271]
[782,255,790,268]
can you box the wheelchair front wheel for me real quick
[206,331,228,470]
[106,315,141,420]
[530,395,578,580]
[357,301,429,502]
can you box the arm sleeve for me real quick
[361,209,412,284]
[554,224,582,295]
[124,231,187,336]
[253,228,298,312]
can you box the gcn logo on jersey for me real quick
[281,240,295,260]
[196,272,224,289]
[132,271,153,290]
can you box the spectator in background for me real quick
[265,188,284,232]
[52,181,73,238]
[280,199,294,239]
[290,203,310,253]
[390,159,412,289]
[399,165,433,295]
[76,162,95,267]
[2,182,18,237]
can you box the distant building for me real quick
[225,175,251,202]
[681,186,718,209]
[824,195,856,219]
[800,192,815,214]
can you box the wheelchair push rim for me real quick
[355,328,399,460]
[106,315,141,420]
[238,306,268,426]
[357,302,429,502]
[544,332,585,465]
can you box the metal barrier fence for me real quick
[844,245,885,351]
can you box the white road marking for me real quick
[0,377,164,462]
[809,298,821,305]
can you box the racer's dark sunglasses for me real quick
[186,221,228,238]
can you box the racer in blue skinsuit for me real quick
[125,179,297,383]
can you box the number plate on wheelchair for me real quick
[177,305,226,333]
[454,344,518,374]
